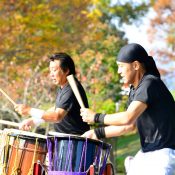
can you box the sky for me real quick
[121,7,163,53]
[122,15,151,52]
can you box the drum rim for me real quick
[3,128,47,139]
[48,131,111,149]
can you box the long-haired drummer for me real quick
[15,53,90,135]
[80,43,175,175]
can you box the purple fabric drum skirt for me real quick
[47,133,111,175]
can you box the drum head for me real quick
[48,131,110,149]
[3,128,46,141]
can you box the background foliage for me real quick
[1,0,174,174]
[0,0,149,113]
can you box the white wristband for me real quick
[29,108,45,119]
[32,118,45,126]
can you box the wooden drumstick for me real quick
[67,74,85,108]
[0,88,16,106]
[0,119,20,127]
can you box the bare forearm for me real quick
[104,102,147,126]
[82,124,136,140]
[104,124,135,138]
[42,111,60,122]
[104,112,133,126]
[28,108,65,123]
[42,107,67,122]
[81,101,147,126]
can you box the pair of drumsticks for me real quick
[0,75,85,127]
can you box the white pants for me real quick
[125,148,175,175]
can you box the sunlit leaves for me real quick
[149,0,175,59]
[0,0,150,112]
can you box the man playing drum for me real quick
[80,43,175,175]
[15,53,90,135]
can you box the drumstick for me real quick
[67,74,85,108]
[0,119,20,127]
[0,88,16,106]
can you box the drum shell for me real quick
[47,134,111,174]
[2,129,47,175]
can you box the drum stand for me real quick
[33,160,47,175]
[33,162,114,175]
[88,163,114,175]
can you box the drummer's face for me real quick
[117,61,137,85]
[49,60,68,86]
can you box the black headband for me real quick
[117,43,160,78]
[117,43,148,63]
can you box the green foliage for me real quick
[110,2,150,25]
[149,0,175,63]
[0,1,151,172]
[171,90,175,99]
[0,0,150,118]
[96,99,116,113]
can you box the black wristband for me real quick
[94,113,106,124]
[94,127,106,139]
[94,113,100,123]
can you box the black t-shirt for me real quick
[128,74,175,152]
[54,78,90,135]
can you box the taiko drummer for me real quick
[15,53,90,135]
[80,43,175,175]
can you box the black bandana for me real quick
[117,43,160,78]
[117,43,148,63]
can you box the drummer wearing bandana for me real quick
[80,43,175,175]
[15,53,90,135]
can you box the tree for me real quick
[147,0,175,90]
[149,0,175,62]
[0,0,150,112]
[0,0,150,173]
[74,0,150,111]
[0,0,93,109]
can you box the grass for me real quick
[113,132,140,174]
